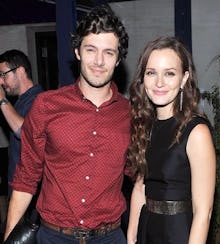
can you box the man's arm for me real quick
[0,86,24,137]
[4,190,33,241]
[0,102,24,136]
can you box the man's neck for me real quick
[78,80,112,107]
[19,80,34,97]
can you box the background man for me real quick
[0,49,43,194]
[0,51,43,234]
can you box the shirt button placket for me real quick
[81,105,96,229]
[80,220,84,225]
[81,198,86,203]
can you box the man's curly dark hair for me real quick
[71,4,128,61]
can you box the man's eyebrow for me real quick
[84,44,117,52]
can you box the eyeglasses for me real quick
[0,67,18,79]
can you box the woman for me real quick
[127,36,216,244]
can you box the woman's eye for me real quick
[145,71,155,76]
[166,71,175,76]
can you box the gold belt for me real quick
[146,199,192,215]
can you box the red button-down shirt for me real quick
[12,81,130,229]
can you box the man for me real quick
[0,50,43,195]
[0,123,9,238]
[4,4,130,244]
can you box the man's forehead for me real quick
[82,33,119,46]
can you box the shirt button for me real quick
[93,131,97,135]
[96,108,99,112]
[85,176,90,180]
[81,198,86,203]
[80,220,84,225]
[89,152,94,157]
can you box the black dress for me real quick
[137,116,211,244]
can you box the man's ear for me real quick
[74,48,80,61]
[17,66,25,77]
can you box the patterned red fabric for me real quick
[12,80,130,229]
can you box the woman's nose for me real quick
[155,74,164,87]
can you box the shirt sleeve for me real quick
[11,95,46,194]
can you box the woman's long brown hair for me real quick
[127,36,204,178]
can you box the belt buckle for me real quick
[75,230,89,244]
[75,229,90,239]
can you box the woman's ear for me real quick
[116,58,121,67]
[181,71,189,88]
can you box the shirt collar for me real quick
[18,84,42,100]
[73,78,119,105]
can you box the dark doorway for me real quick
[35,31,58,90]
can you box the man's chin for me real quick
[87,79,111,88]
[5,90,13,96]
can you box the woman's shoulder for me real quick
[188,114,211,128]
[182,115,213,139]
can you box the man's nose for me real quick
[94,51,104,66]
[0,78,4,85]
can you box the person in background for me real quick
[0,122,9,240]
[0,49,43,195]
[127,36,216,244]
[4,4,130,244]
